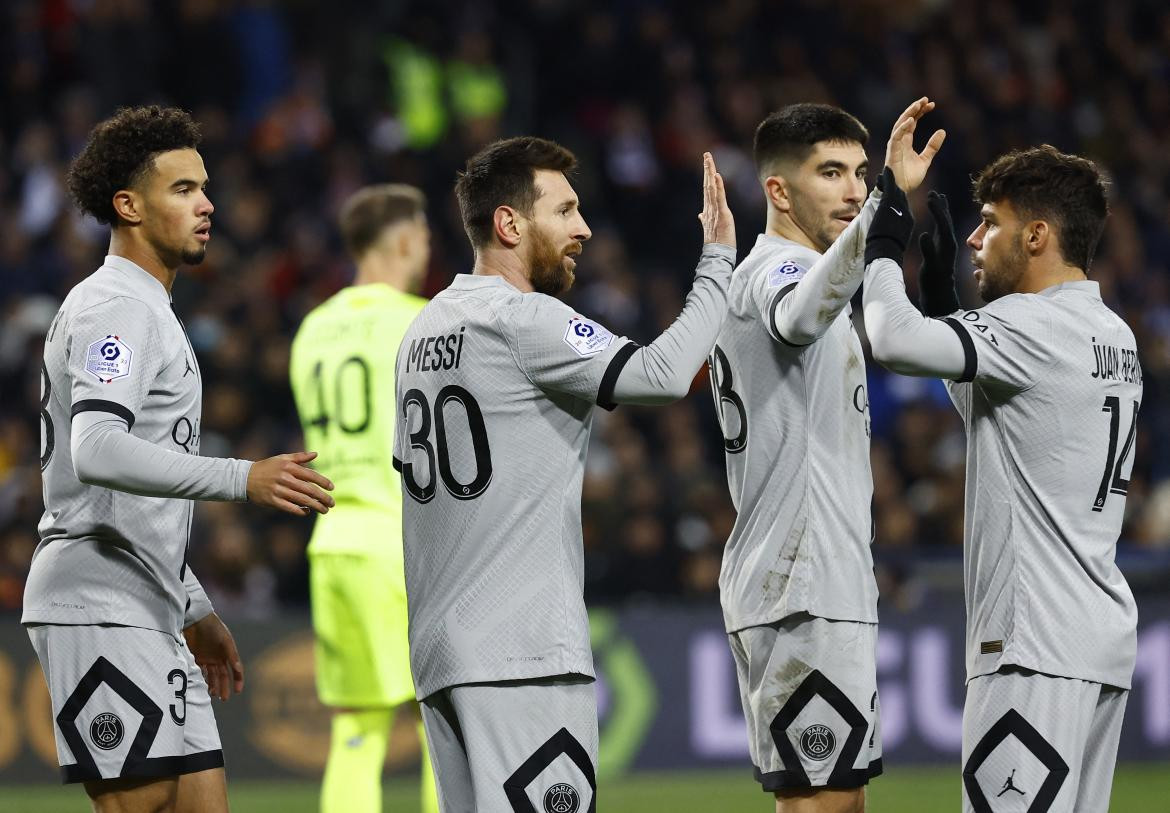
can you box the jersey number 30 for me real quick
[400,386,493,503]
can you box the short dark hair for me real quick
[338,184,426,260]
[753,103,869,178]
[974,145,1109,272]
[66,106,202,227]
[455,136,577,248]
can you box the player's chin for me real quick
[180,245,208,266]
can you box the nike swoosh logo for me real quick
[890,207,904,216]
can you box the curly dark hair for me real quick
[455,136,577,249]
[974,145,1109,272]
[66,106,202,227]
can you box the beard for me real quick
[528,225,576,296]
[976,238,1027,302]
[788,185,854,253]
[180,245,208,266]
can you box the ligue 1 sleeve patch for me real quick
[767,260,806,288]
[563,316,614,357]
[85,335,134,383]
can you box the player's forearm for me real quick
[773,189,880,345]
[863,257,968,378]
[71,412,251,501]
[183,567,214,627]
[611,243,735,404]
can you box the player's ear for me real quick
[493,205,523,249]
[1025,219,1050,256]
[764,176,791,214]
[112,189,143,226]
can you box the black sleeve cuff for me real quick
[768,283,811,348]
[71,399,135,429]
[392,455,403,473]
[942,317,978,383]
[596,341,640,411]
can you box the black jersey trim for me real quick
[392,455,403,473]
[768,284,811,348]
[62,748,224,784]
[753,757,883,791]
[72,399,136,429]
[596,341,640,411]
[942,317,978,382]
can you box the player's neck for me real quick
[1017,259,1087,295]
[107,231,178,294]
[471,247,534,293]
[353,260,413,293]
[765,211,820,253]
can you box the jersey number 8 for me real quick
[400,386,493,503]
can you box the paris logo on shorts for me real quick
[799,723,836,761]
[90,712,125,750]
[543,782,581,813]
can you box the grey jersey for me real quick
[944,281,1140,688]
[713,236,878,632]
[394,275,634,699]
[24,256,228,636]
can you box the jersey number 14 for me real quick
[1093,396,1139,512]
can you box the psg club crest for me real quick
[90,712,125,751]
[85,335,134,383]
[563,317,613,357]
[799,723,836,761]
[543,782,580,813]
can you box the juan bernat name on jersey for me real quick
[1090,337,1142,384]
[405,327,466,373]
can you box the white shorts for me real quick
[728,613,882,791]
[420,675,598,813]
[27,623,223,784]
[962,666,1127,813]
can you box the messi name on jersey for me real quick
[1089,339,1142,384]
[404,327,466,373]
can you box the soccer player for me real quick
[290,184,438,813]
[23,106,335,813]
[709,99,943,813]
[862,146,1138,812]
[393,138,735,811]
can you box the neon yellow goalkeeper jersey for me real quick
[290,283,427,557]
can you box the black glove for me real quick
[864,167,914,267]
[917,190,960,316]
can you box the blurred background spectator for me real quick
[1,0,1168,616]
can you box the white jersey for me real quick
[23,256,242,636]
[394,274,635,699]
[943,281,1140,688]
[713,235,878,633]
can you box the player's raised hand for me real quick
[246,451,335,516]
[698,151,736,249]
[183,612,245,701]
[884,97,946,193]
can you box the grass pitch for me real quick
[0,764,1165,811]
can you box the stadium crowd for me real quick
[1,0,1168,613]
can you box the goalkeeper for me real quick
[290,184,438,813]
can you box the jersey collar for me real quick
[1037,279,1100,299]
[102,255,171,304]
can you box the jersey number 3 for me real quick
[1093,396,1139,512]
[400,386,493,503]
